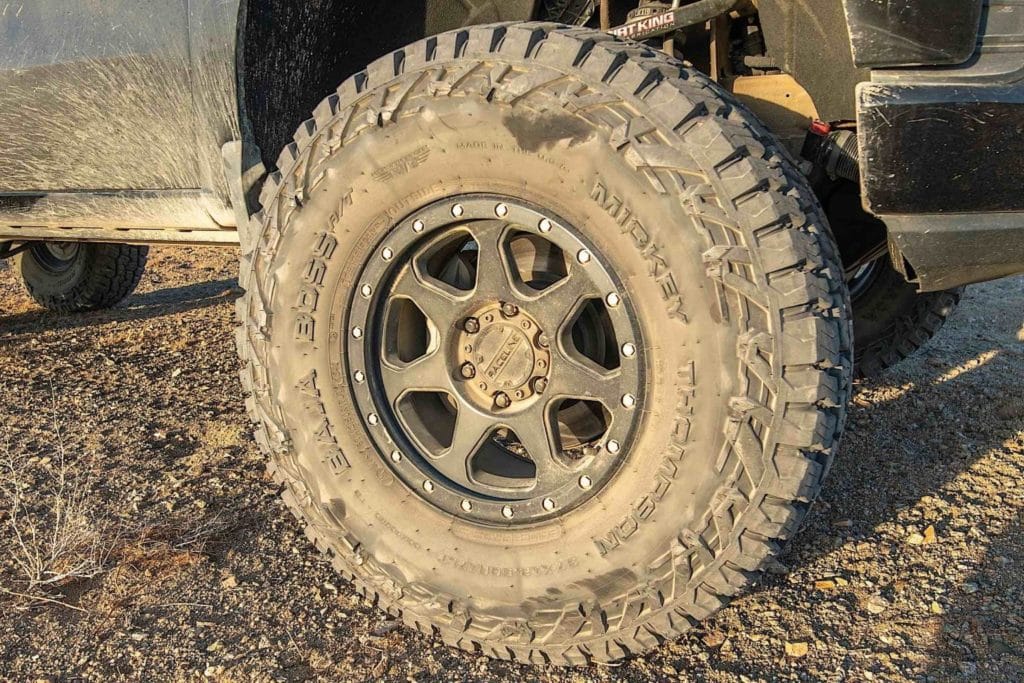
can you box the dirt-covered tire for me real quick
[236,23,852,663]
[851,258,962,378]
[18,242,148,313]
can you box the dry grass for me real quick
[0,392,232,612]
[0,402,112,610]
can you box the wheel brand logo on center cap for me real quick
[485,330,525,383]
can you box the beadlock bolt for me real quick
[460,362,477,379]
[360,284,373,298]
[578,475,593,490]
[367,413,379,426]
[539,218,552,233]
[577,249,592,264]
[542,498,556,511]
[451,204,465,217]
[605,292,621,308]
[461,499,473,512]
[621,393,637,409]
[353,370,366,383]
[495,203,509,217]
[622,342,636,358]
[381,247,394,260]
[423,480,435,493]
[501,505,514,519]
[390,450,402,463]
[351,326,364,339]
[606,440,621,454]
[412,219,425,232]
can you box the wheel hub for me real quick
[346,195,645,525]
[456,302,551,410]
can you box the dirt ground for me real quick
[0,246,1021,682]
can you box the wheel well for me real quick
[237,0,538,176]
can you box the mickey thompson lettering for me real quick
[590,180,687,324]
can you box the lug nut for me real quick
[536,333,550,349]
[532,377,548,395]
[463,317,480,334]
[460,362,477,379]
[500,302,519,317]
[494,392,512,409]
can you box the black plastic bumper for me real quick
[856,1,1024,291]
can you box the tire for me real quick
[237,23,852,663]
[18,242,148,313]
[851,258,962,379]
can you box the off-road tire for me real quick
[18,242,148,313]
[236,23,852,663]
[852,259,962,378]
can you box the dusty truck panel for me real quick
[0,1,199,192]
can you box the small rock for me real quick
[930,601,945,615]
[784,641,809,658]
[907,532,925,545]
[922,525,937,544]
[866,596,889,614]
[220,574,239,589]
[963,582,980,594]
[702,630,726,648]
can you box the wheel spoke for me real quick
[379,352,452,402]
[505,409,564,490]
[389,264,465,336]
[529,267,596,337]
[548,353,624,411]
[469,222,516,300]
[435,407,494,488]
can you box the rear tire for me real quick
[237,23,852,663]
[18,242,148,313]
[851,258,962,378]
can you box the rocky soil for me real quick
[0,247,1021,682]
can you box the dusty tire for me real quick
[237,23,852,663]
[18,242,148,313]
[851,258,962,378]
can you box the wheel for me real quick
[850,257,962,378]
[237,23,852,663]
[18,241,148,313]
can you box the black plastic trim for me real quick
[885,213,1024,291]
[843,0,983,68]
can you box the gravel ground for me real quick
[0,247,1021,682]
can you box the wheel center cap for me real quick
[477,323,534,389]
[455,302,551,409]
